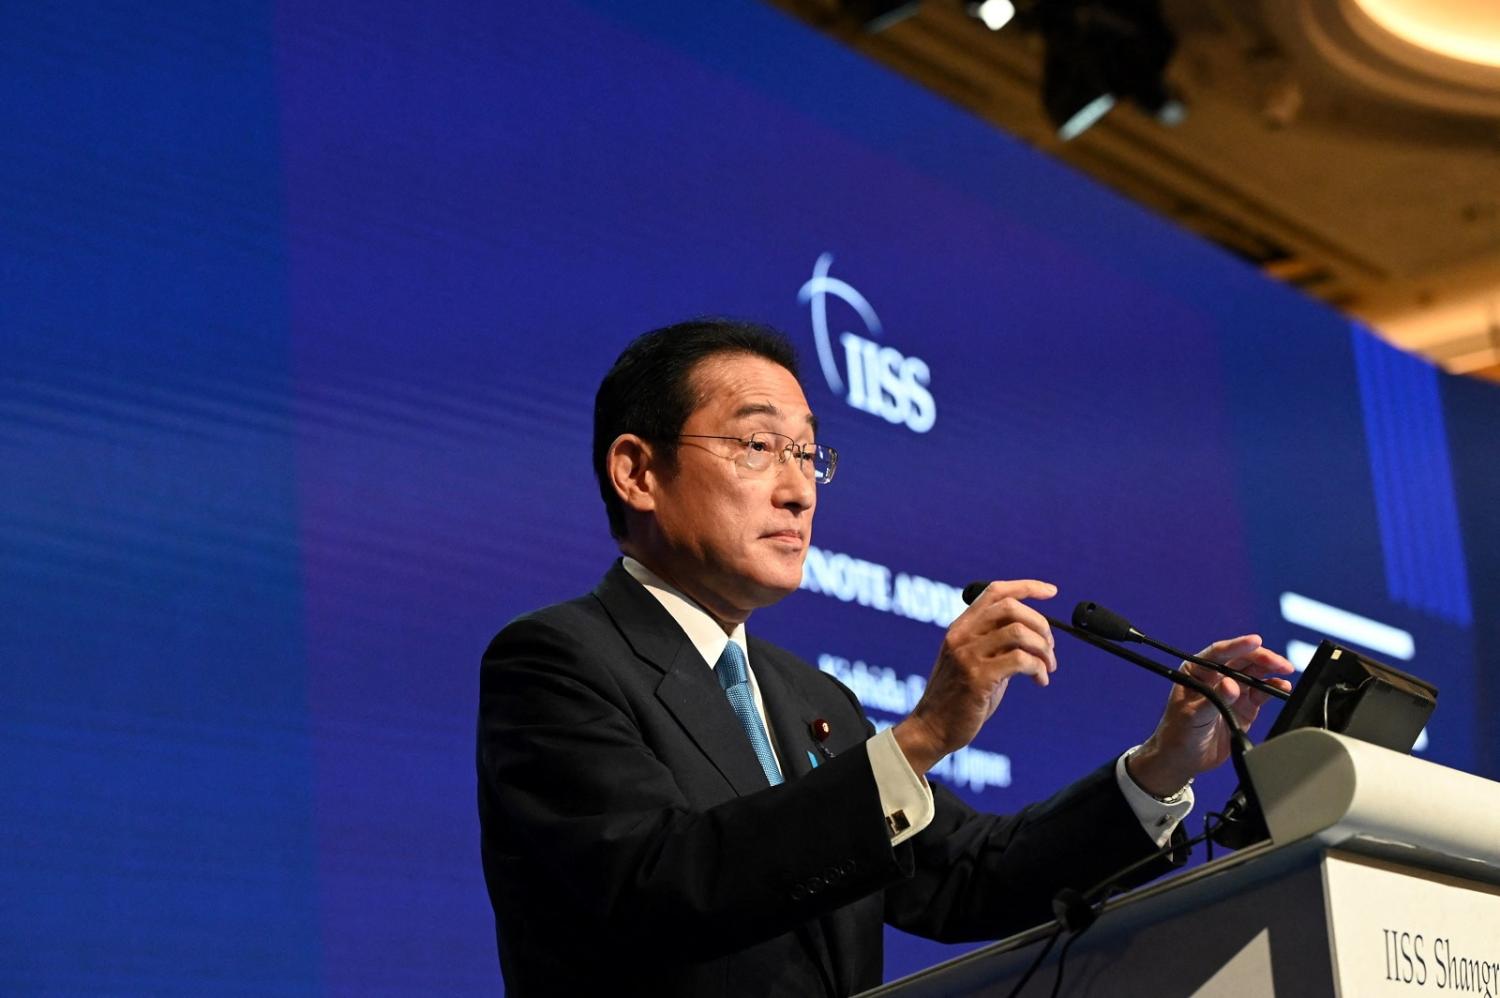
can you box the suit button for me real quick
[808,877,826,891]
[823,866,840,882]
[791,885,808,901]
[841,861,857,876]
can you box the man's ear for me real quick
[607,434,658,516]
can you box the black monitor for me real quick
[1210,639,1439,850]
[1266,639,1438,753]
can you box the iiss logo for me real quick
[798,253,935,433]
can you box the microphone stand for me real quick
[958,583,1272,848]
[1043,615,1269,845]
[1001,620,1270,998]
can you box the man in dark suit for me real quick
[478,319,1292,996]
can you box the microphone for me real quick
[1069,601,1136,641]
[1072,601,1290,701]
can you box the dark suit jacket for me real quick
[478,562,1177,996]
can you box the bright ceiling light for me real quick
[968,0,1017,32]
[1350,0,1500,68]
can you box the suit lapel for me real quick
[593,562,769,797]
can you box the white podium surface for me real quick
[1245,729,1500,878]
[862,731,1500,997]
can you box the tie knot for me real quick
[716,641,749,690]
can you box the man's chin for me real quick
[726,560,800,607]
[748,571,803,607]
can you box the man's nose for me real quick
[773,453,817,509]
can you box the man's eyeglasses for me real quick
[677,432,838,485]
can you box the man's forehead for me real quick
[690,354,816,427]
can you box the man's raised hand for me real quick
[893,580,1058,776]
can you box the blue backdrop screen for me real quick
[3,0,1496,992]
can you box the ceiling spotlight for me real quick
[1044,53,1117,140]
[967,0,1017,32]
[1352,0,1500,69]
[1038,0,1182,141]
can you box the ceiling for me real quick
[768,0,1500,381]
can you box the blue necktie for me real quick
[716,642,784,787]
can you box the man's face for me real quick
[648,353,818,621]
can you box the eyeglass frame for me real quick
[672,431,838,484]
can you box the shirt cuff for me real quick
[867,727,936,846]
[1115,746,1194,848]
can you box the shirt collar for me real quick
[621,556,747,670]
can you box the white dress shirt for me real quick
[621,557,1188,848]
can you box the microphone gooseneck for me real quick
[1045,613,1256,762]
[1072,601,1290,702]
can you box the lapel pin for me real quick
[809,718,835,761]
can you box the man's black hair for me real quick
[593,318,801,540]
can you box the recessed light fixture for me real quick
[1350,0,1500,68]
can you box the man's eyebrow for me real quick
[731,403,819,436]
[731,403,779,421]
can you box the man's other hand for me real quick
[1126,636,1296,798]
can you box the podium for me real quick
[861,730,1500,997]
